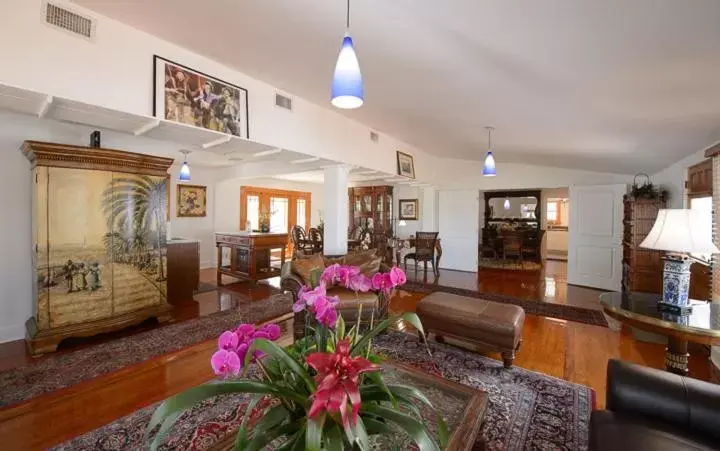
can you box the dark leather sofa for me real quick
[590,359,720,451]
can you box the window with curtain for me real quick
[296,199,306,229]
[546,201,560,224]
[270,197,289,233]
[246,195,259,231]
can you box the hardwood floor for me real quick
[0,266,714,450]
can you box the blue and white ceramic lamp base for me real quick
[660,255,693,314]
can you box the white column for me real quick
[323,165,350,256]
[420,187,438,231]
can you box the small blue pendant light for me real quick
[179,150,191,181]
[331,0,363,109]
[483,126,496,177]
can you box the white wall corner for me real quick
[0,324,26,343]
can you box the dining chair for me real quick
[291,225,314,258]
[502,234,522,264]
[308,227,323,254]
[404,231,439,277]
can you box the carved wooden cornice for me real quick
[22,141,173,176]
[704,142,720,159]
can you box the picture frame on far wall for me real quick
[177,184,207,217]
[399,199,419,220]
[396,151,415,179]
[153,55,249,139]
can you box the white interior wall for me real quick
[0,110,231,342]
[0,0,440,183]
[168,165,219,269]
[214,177,324,234]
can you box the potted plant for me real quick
[146,265,447,450]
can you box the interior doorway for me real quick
[239,186,312,260]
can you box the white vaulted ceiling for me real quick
[73,0,720,174]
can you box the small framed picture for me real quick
[399,199,419,220]
[396,151,415,179]
[177,184,207,217]
[153,55,249,138]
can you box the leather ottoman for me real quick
[416,292,525,368]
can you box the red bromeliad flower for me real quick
[306,340,380,428]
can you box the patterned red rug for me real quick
[0,292,292,408]
[53,331,594,451]
[404,281,609,327]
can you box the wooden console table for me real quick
[215,232,288,285]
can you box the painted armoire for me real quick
[23,141,174,355]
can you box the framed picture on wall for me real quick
[399,199,419,220]
[153,55,249,138]
[396,151,415,179]
[177,184,207,217]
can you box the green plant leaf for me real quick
[246,339,315,393]
[360,414,392,435]
[349,416,370,450]
[325,423,345,450]
[306,412,325,451]
[351,312,425,356]
[436,413,449,449]
[361,404,440,451]
[309,267,322,288]
[147,380,291,446]
[336,314,346,342]
[365,372,398,409]
[149,410,183,451]
[234,394,264,450]
[244,405,292,451]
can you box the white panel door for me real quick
[568,184,627,290]
[438,190,479,272]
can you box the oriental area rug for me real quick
[0,292,293,408]
[404,282,609,328]
[54,331,593,451]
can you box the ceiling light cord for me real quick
[346,0,350,29]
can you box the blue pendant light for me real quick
[483,126,496,177]
[331,0,363,109]
[179,150,191,181]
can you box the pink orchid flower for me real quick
[389,266,407,287]
[313,295,339,328]
[347,273,372,293]
[210,349,241,378]
[371,272,393,294]
[254,323,282,341]
[293,283,328,313]
[218,331,239,352]
[337,265,360,287]
[320,264,341,286]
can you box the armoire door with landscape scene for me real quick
[240,186,311,259]
[38,167,168,330]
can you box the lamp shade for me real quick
[482,151,496,176]
[398,219,407,226]
[640,209,719,254]
[179,161,191,181]
[331,33,363,109]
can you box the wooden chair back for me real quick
[415,231,439,257]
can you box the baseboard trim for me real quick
[0,324,26,344]
[200,260,216,269]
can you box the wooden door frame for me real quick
[239,186,312,231]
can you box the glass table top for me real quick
[599,291,720,337]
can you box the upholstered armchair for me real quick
[280,251,391,341]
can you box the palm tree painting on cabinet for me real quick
[36,168,168,329]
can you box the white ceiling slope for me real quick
[73,0,720,174]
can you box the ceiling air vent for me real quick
[43,2,95,40]
[275,93,292,110]
[370,131,379,143]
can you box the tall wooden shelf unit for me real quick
[348,185,393,257]
[622,195,667,294]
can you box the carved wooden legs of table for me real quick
[665,338,689,375]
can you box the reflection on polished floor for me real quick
[405,260,606,310]
[0,267,714,450]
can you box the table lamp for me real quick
[640,209,719,312]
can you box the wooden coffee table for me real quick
[211,360,487,450]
